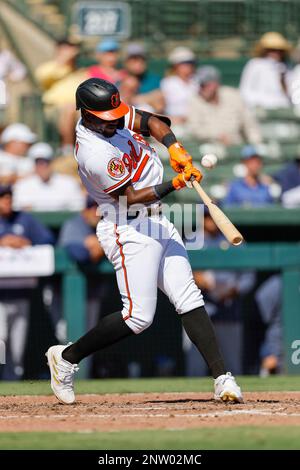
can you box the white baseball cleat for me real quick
[45,344,79,405]
[214,372,243,403]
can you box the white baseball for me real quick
[201,153,218,169]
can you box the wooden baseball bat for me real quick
[192,180,244,246]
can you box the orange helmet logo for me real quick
[111,93,120,108]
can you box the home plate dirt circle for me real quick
[1,392,300,432]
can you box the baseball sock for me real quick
[62,311,134,364]
[181,306,226,379]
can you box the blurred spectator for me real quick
[59,195,103,264]
[160,47,197,128]
[224,146,274,206]
[39,40,86,149]
[273,158,300,208]
[0,45,26,117]
[13,142,84,211]
[58,196,106,375]
[255,275,283,376]
[119,73,164,113]
[184,211,255,376]
[186,66,262,146]
[0,184,54,380]
[0,123,36,185]
[35,38,79,91]
[88,39,125,83]
[124,43,160,93]
[120,43,164,113]
[0,47,26,82]
[240,32,292,109]
[50,150,81,182]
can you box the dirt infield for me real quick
[1,392,300,433]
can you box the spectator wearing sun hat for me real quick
[0,123,36,185]
[160,47,198,126]
[88,39,126,83]
[240,32,293,109]
[13,142,85,211]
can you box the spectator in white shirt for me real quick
[0,48,27,111]
[187,66,262,146]
[0,123,36,185]
[13,142,85,211]
[0,48,26,82]
[240,32,292,109]
[160,47,198,135]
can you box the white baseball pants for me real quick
[97,214,204,334]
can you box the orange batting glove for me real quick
[172,165,202,190]
[169,142,193,173]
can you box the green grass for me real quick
[0,375,300,396]
[0,427,300,450]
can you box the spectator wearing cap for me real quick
[13,142,84,211]
[124,43,160,93]
[0,184,54,380]
[224,146,273,206]
[88,39,125,84]
[0,123,36,185]
[240,32,293,109]
[186,66,262,146]
[160,47,198,127]
[120,43,164,113]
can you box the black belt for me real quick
[100,207,162,221]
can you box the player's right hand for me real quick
[172,165,202,190]
[169,142,193,173]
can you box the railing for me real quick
[32,207,300,230]
[54,243,300,377]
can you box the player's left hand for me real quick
[172,164,202,190]
[169,142,193,173]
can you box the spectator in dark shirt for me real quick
[59,195,104,263]
[58,196,106,376]
[273,158,300,208]
[0,184,54,246]
[0,184,54,380]
[224,146,274,207]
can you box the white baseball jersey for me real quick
[75,106,204,334]
[75,106,163,219]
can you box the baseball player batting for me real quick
[46,78,243,404]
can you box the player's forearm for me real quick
[123,181,175,206]
[148,115,177,148]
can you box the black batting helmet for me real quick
[76,78,129,120]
